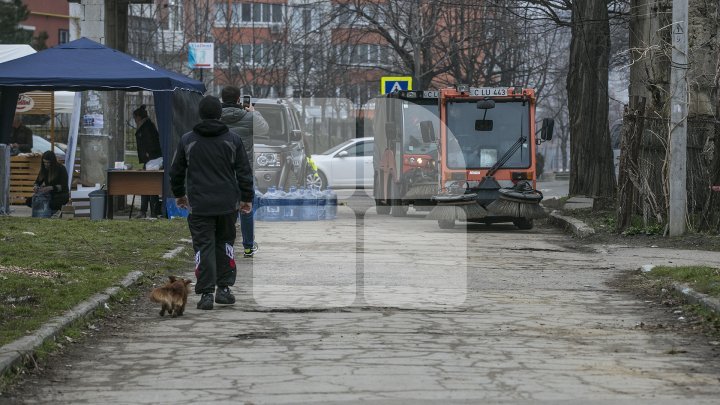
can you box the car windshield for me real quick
[319,139,357,155]
[402,102,438,155]
[254,105,288,145]
[32,135,66,157]
[445,100,530,170]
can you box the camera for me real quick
[242,95,251,108]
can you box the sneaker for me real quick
[215,286,236,304]
[196,293,214,310]
[133,211,147,219]
[243,242,259,258]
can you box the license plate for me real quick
[469,87,508,97]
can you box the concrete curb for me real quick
[671,283,720,315]
[0,271,144,376]
[547,210,596,238]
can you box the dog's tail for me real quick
[149,288,166,303]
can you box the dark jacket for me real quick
[35,164,69,210]
[219,103,269,162]
[135,119,162,164]
[169,119,254,216]
[11,124,33,153]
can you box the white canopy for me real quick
[0,44,75,114]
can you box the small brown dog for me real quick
[149,276,192,317]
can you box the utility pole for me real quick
[668,0,688,236]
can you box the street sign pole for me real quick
[669,0,688,236]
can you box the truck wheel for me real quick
[376,202,390,215]
[513,218,534,230]
[438,219,455,229]
[390,181,407,217]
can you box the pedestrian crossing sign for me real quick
[381,76,413,95]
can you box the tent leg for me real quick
[129,194,135,219]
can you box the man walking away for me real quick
[170,96,254,310]
[219,86,269,258]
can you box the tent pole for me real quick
[50,92,55,150]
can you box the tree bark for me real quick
[567,0,616,208]
[616,96,646,232]
[699,103,720,232]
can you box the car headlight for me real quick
[255,152,281,167]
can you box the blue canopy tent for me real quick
[0,38,206,216]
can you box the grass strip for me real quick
[647,265,720,298]
[0,216,191,347]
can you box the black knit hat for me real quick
[198,96,222,119]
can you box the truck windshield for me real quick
[445,100,530,170]
[402,102,438,155]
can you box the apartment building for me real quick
[22,0,71,48]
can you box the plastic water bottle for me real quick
[264,186,282,221]
[326,187,338,219]
[316,187,327,220]
[283,186,298,221]
[300,187,317,221]
[252,189,264,221]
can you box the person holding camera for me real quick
[219,86,269,258]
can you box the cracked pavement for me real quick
[5,197,720,404]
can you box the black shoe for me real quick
[215,286,236,304]
[197,293,214,310]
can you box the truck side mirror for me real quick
[385,122,397,144]
[290,129,302,142]
[540,118,554,141]
[420,121,436,143]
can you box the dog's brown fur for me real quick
[149,276,192,317]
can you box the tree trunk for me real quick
[616,96,646,232]
[699,104,720,232]
[566,0,616,208]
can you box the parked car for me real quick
[253,99,314,192]
[310,137,374,189]
[31,135,66,160]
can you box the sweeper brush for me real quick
[403,182,439,199]
[432,191,488,220]
[486,181,546,219]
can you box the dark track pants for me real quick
[188,212,238,294]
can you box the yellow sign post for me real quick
[380,76,413,95]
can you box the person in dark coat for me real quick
[10,115,33,155]
[220,86,269,258]
[33,151,69,213]
[170,96,254,311]
[133,105,162,218]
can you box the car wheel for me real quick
[513,218,534,230]
[438,219,455,229]
[307,171,325,190]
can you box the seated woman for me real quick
[32,151,70,216]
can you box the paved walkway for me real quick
[6,205,720,404]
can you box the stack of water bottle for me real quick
[255,186,338,221]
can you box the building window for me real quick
[337,44,391,67]
[58,29,69,44]
[225,2,283,25]
[217,43,276,65]
[214,3,228,26]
